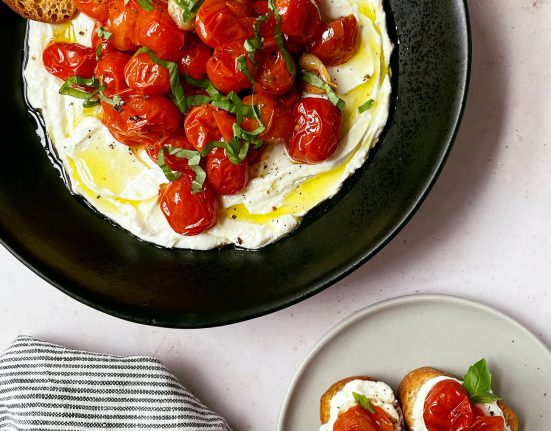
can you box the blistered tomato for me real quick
[106,0,141,52]
[424,380,475,431]
[469,416,505,431]
[135,8,187,61]
[334,405,394,431]
[184,105,226,151]
[308,15,359,66]
[206,46,255,94]
[124,53,170,96]
[74,0,114,21]
[242,93,293,144]
[102,93,181,146]
[159,171,219,236]
[287,97,342,164]
[95,51,131,96]
[256,48,295,96]
[42,42,97,81]
[275,0,321,45]
[178,34,213,80]
[206,148,250,195]
[195,0,255,49]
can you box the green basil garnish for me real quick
[352,392,376,414]
[463,359,502,405]
[157,146,206,194]
[173,0,204,21]
[358,99,375,113]
[267,0,296,79]
[300,70,346,112]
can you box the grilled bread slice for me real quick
[399,367,518,431]
[3,0,77,23]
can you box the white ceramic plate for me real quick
[278,294,551,430]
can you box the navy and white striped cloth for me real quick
[0,336,232,430]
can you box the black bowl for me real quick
[0,0,470,328]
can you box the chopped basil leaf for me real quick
[157,146,207,194]
[244,14,268,66]
[352,392,376,414]
[188,164,206,194]
[99,93,123,111]
[463,359,502,404]
[173,0,204,21]
[136,47,187,113]
[185,94,212,107]
[267,0,296,78]
[95,26,112,40]
[300,70,346,112]
[237,55,256,85]
[358,99,375,113]
[157,148,179,182]
[138,0,155,11]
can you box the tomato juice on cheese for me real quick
[24,0,393,250]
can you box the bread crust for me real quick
[399,367,519,431]
[3,0,77,23]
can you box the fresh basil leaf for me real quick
[300,70,346,112]
[244,14,268,66]
[470,393,502,405]
[95,26,112,40]
[463,359,493,397]
[188,164,207,194]
[173,0,204,21]
[237,55,256,85]
[186,94,211,107]
[138,0,155,11]
[352,392,376,414]
[157,148,180,182]
[358,99,375,113]
[267,0,296,78]
[98,93,122,111]
[167,147,201,166]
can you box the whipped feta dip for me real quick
[410,376,512,431]
[23,0,393,250]
[320,379,403,431]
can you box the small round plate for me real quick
[278,294,551,430]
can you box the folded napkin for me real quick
[0,336,232,431]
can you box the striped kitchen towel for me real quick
[0,335,232,431]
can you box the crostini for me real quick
[399,359,518,431]
[3,0,77,23]
[320,376,405,431]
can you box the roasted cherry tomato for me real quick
[242,93,274,136]
[92,21,116,56]
[212,109,236,143]
[159,171,219,236]
[95,51,131,97]
[178,34,213,80]
[124,53,170,96]
[206,147,249,195]
[275,0,321,45]
[423,380,475,431]
[469,416,505,431]
[242,93,292,144]
[195,0,255,49]
[42,42,97,81]
[146,133,196,171]
[135,8,187,61]
[74,0,114,21]
[206,46,254,94]
[184,105,225,151]
[106,0,141,52]
[256,48,295,96]
[287,97,342,164]
[102,93,181,146]
[308,15,359,66]
[334,405,394,431]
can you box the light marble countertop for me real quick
[1,0,551,429]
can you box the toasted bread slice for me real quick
[3,0,77,23]
[399,367,519,431]
[320,376,405,430]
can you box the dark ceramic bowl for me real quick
[0,0,470,328]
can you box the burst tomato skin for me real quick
[146,133,196,171]
[107,0,141,52]
[469,416,505,431]
[206,148,250,195]
[195,0,255,49]
[95,51,131,96]
[101,93,181,146]
[256,48,295,96]
[334,405,395,431]
[42,42,97,81]
[124,53,171,96]
[178,34,213,80]
[135,8,187,61]
[308,15,359,66]
[159,171,219,236]
[74,0,114,21]
[275,0,321,45]
[287,97,342,164]
[424,380,475,431]
[206,46,255,94]
[184,105,224,151]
